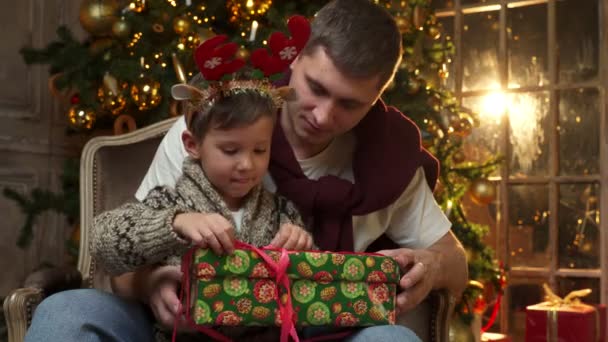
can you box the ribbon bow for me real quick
[543,283,592,307]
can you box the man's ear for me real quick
[182,130,201,159]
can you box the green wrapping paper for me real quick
[187,247,400,327]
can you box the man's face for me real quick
[195,116,273,210]
[285,47,382,152]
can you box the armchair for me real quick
[4,116,452,342]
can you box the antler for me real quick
[251,15,311,76]
[194,35,246,81]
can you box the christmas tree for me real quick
[14,0,505,328]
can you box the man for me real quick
[26,0,466,341]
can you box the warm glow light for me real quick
[480,91,506,122]
[475,81,547,171]
[246,0,254,8]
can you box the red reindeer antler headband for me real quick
[172,16,310,129]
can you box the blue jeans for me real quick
[25,289,420,342]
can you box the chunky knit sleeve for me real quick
[91,187,190,275]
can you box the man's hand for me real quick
[270,223,314,250]
[173,212,235,255]
[143,265,184,328]
[377,231,467,315]
[377,248,440,314]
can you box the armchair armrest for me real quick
[398,289,454,342]
[4,287,43,342]
[4,266,82,342]
[427,289,454,342]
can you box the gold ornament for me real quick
[152,23,165,33]
[130,76,162,111]
[469,179,496,205]
[129,0,146,13]
[113,114,137,135]
[227,0,273,23]
[395,16,412,34]
[198,27,216,42]
[173,17,191,36]
[89,38,114,55]
[237,46,251,60]
[97,81,127,116]
[427,25,441,40]
[452,113,474,137]
[68,104,96,130]
[79,0,119,37]
[452,150,466,164]
[112,18,131,39]
[179,32,201,50]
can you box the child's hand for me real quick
[270,223,314,250]
[172,213,235,255]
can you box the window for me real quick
[435,0,606,339]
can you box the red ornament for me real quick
[70,94,80,104]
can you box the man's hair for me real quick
[188,88,276,141]
[302,0,402,89]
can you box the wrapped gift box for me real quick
[184,247,400,328]
[525,302,606,342]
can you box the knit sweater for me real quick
[92,158,304,276]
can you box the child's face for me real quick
[196,116,274,210]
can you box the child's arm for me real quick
[92,187,190,275]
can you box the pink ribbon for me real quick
[235,241,300,342]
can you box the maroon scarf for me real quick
[269,100,439,252]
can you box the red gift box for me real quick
[525,302,606,342]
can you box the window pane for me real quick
[508,185,550,268]
[556,0,599,83]
[557,277,601,304]
[462,10,500,91]
[462,96,503,178]
[507,278,548,342]
[558,183,601,269]
[507,92,550,177]
[558,88,600,176]
[507,3,548,87]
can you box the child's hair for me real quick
[180,72,281,141]
[187,87,277,141]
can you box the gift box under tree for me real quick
[181,243,400,334]
[525,284,606,342]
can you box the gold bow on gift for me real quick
[543,283,592,307]
[541,283,600,342]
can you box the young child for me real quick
[92,76,312,341]
[92,78,312,275]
